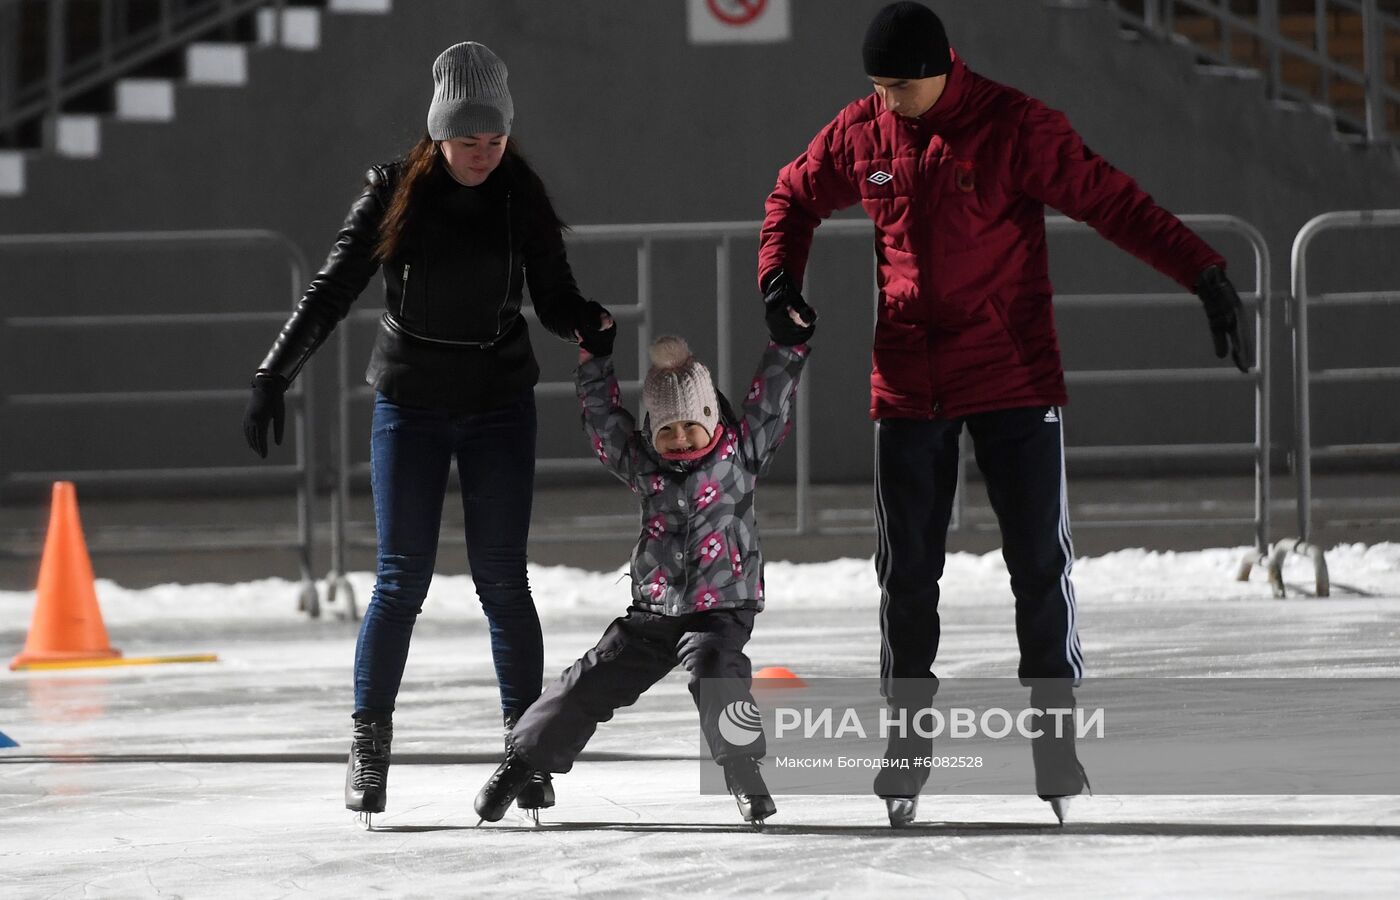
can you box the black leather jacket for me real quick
[257,156,589,412]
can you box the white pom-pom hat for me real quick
[642,335,719,444]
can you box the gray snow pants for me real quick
[509,607,762,772]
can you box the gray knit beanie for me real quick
[642,336,720,445]
[426,42,513,140]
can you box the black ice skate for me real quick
[345,714,392,829]
[515,771,555,825]
[473,743,536,825]
[504,713,555,824]
[722,757,776,829]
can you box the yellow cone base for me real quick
[11,653,218,672]
[9,648,122,670]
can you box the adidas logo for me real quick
[1043,408,1060,423]
[866,170,893,185]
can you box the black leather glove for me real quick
[243,373,287,459]
[575,300,616,357]
[762,269,818,346]
[1194,265,1250,373]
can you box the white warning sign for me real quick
[687,0,791,44]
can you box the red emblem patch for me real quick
[954,160,975,193]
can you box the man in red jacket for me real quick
[758,1,1251,826]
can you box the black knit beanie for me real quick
[862,1,952,79]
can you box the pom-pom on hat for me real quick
[642,336,719,445]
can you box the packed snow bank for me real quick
[3,544,1396,627]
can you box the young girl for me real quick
[473,312,813,827]
[242,41,612,824]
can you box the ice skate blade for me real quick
[885,797,917,828]
[356,812,374,831]
[751,818,766,831]
[1048,796,1071,825]
[528,809,540,827]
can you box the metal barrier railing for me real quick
[326,215,1271,605]
[970,216,1272,580]
[323,222,833,614]
[322,232,661,615]
[1105,0,1400,143]
[0,229,324,615]
[1270,209,1400,597]
[0,0,291,148]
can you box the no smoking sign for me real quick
[687,0,791,44]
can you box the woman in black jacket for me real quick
[242,41,613,822]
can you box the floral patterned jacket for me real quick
[576,342,810,616]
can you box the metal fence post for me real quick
[1144,0,1161,33]
[1259,0,1281,99]
[1294,249,1313,547]
[99,0,114,69]
[293,348,319,617]
[716,236,732,400]
[269,0,284,47]
[796,351,811,535]
[1319,0,1332,120]
[1273,209,1400,598]
[1,2,18,131]
[1255,239,1272,564]
[327,318,355,618]
[638,239,653,369]
[795,258,812,535]
[0,230,321,614]
[46,0,67,115]
[1361,0,1386,141]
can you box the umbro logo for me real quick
[1044,408,1060,423]
[866,170,893,185]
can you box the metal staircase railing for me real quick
[1105,0,1400,142]
[0,0,289,148]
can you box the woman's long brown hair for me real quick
[374,134,566,263]
[373,134,437,263]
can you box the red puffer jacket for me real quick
[759,53,1226,420]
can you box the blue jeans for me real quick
[353,389,542,718]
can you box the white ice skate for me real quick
[885,797,917,828]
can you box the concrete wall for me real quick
[1,0,1398,499]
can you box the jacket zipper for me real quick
[392,188,513,347]
[924,143,942,419]
[677,477,693,615]
[495,191,513,339]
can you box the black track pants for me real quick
[875,405,1085,686]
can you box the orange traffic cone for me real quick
[9,482,121,670]
[753,665,806,688]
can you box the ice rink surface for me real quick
[3,546,1400,898]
